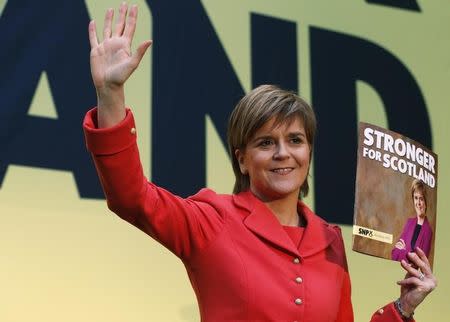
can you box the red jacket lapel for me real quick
[233,191,338,258]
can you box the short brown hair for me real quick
[227,84,316,197]
[411,179,427,210]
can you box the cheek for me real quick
[298,149,311,166]
[247,152,270,169]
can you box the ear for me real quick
[235,149,248,175]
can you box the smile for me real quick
[271,168,294,174]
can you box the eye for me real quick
[290,136,303,144]
[259,139,273,147]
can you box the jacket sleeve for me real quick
[335,274,414,322]
[83,107,224,261]
[391,219,409,261]
[334,226,354,322]
[336,269,354,322]
[370,302,415,322]
[332,227,415,322]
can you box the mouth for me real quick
[271,167,294,175]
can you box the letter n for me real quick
[310,27,431,224]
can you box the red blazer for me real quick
[83,108,412,322]
[392,216,433,262]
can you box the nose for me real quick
[273,142,289,160]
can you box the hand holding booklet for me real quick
[352,122,438,268]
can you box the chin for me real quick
[267,185,301,200]
[251,181,302,201]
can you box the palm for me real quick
[400,271,435,307]
[91,37,134,88]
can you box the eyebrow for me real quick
[251,132,306,143]
[287,132,306,138]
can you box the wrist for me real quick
[395,298,414,320]
[96,86,126,128]
[97,84,125,105]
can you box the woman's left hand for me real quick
[396,246,437,316]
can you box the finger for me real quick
[123,4,138,45]
[130,40,152,68]
[401,258,422,279]
[407,252,427,273]
[397,276,420,287]
[415,247,432,275]
[415,247,430,266]
[103,8,114,40]
[88,20,99,49]
[114,2,128,37]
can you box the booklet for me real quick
[352,122,438,268]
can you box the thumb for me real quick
[131,40,153,68]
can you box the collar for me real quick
[233,190,338,258]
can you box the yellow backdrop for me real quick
[0,1,448,321]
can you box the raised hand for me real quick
[88,3,152,127]
[396,247,437,317]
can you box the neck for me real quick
[264,194,302,226]
[417,215,425,225]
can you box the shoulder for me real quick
[299,201,346,255]
[189,188,234,209]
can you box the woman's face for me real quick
[413,190,426,217]
[235,117,311,202]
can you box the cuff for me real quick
[373,302,415,322]
[83,107,137,155]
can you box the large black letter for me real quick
[147,1,298,196]
[366,0,421,12]
[0,1,101,198]
[310,27,431,224]
[251,14,298,92]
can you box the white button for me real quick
[295,277,303,284]
[295,298,302,305]
[293,257,300,264]
[378,308,384,314]
[130,127,136,135]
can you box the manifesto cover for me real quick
[352,122,437,268]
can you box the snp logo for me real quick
[358,227,374,238]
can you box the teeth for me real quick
[272,168,292,174]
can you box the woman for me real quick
[84,3,436,321]
[392,179,433,262]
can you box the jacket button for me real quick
[130,127,136,135]
[293,257,300,264]
[295,277,303,284]
[378,308,384,314]
[294,298,302,305]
